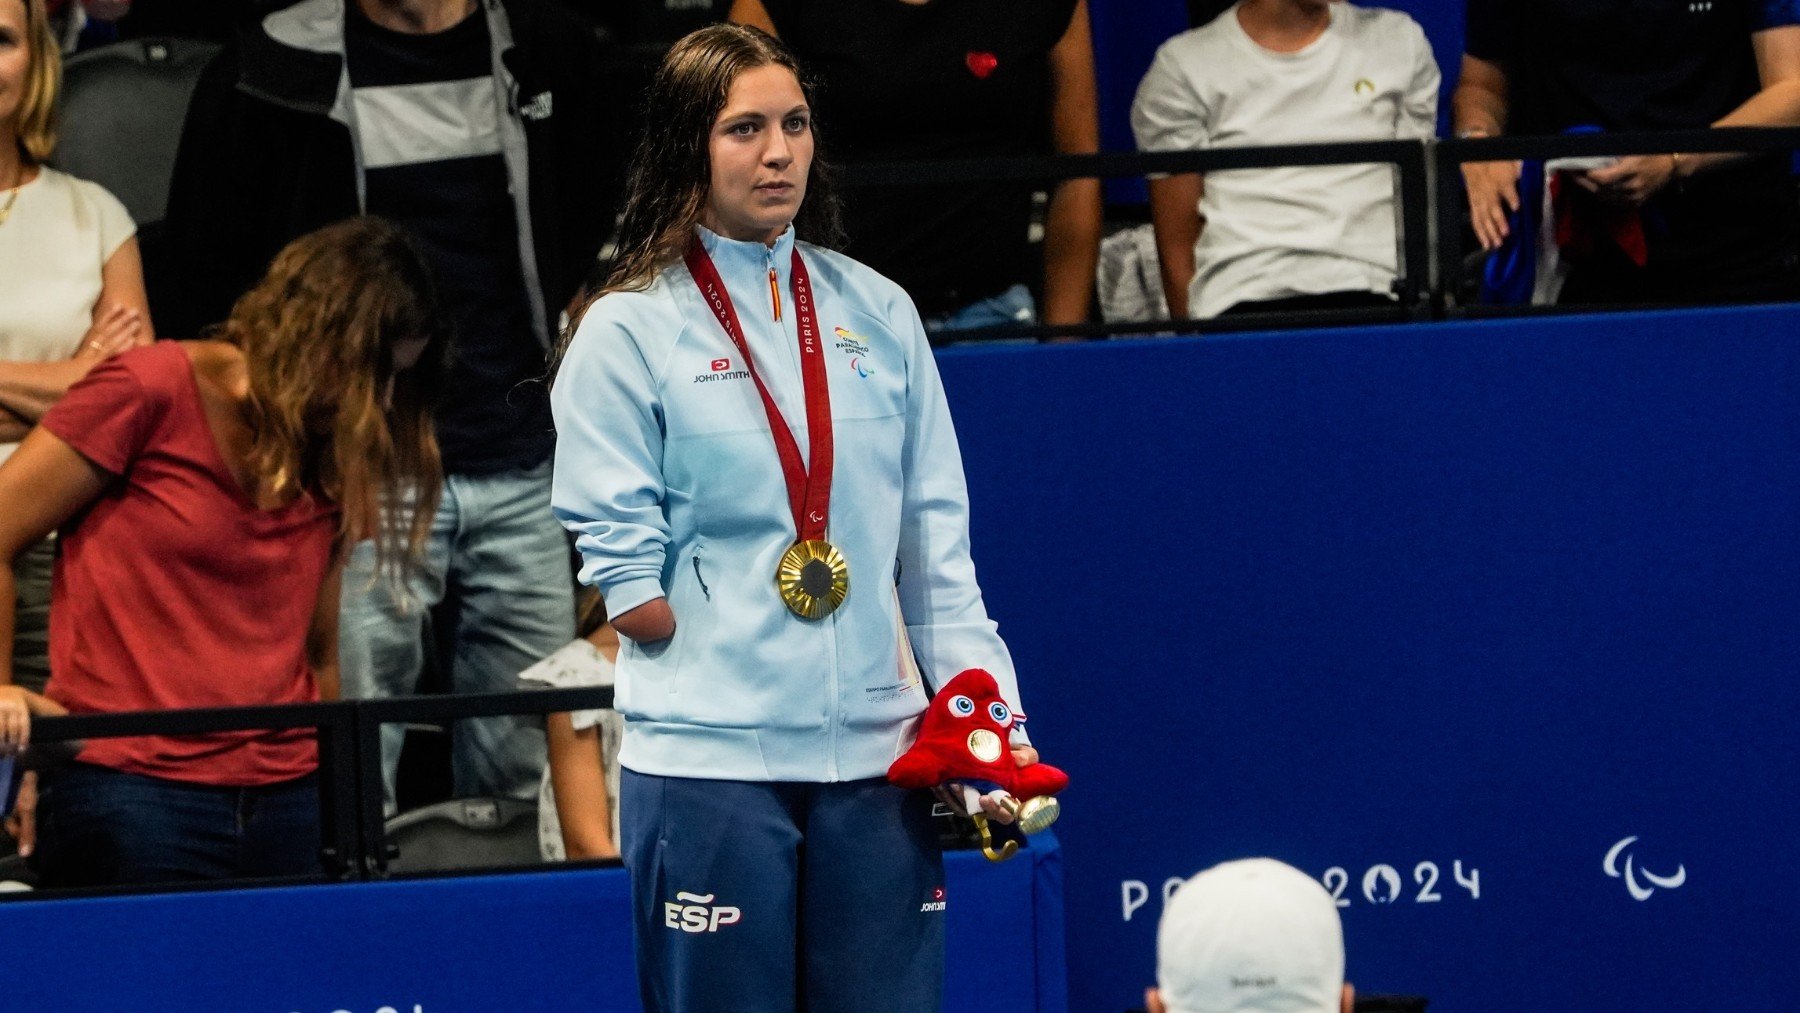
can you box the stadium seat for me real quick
[51,36,220,227]
[382,796,541,874]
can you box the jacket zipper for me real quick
[769,266,782,322]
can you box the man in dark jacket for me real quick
[158,0,624,812]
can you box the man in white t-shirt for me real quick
[1131,0,1438,320]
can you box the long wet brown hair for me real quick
[217,217,449,570]
[560,24,844,356]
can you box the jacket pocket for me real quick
[691,552,712,602]
[660,541,715,701]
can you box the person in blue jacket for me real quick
[549,23,1040,1013]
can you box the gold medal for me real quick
[776,539,850,619]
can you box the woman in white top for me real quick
[0,0,150,692]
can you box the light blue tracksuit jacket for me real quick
[550,226,1024,783]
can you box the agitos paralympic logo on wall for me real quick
[1603,836,1687,902]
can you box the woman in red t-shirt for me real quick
[0,216,447,886]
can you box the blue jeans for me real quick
[922,283,1037,333]
[34,762,320,887]
[339,461,569,811]
[621,771,945,1013]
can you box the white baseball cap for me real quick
[1156,858,1345,1013]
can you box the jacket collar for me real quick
[696,223,798,275]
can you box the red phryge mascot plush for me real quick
[887,668,1069,800]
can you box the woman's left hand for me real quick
[73,306,144,368]
[1578,155,1677,208]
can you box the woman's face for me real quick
[0,0,29,138]
[702,63,812,245]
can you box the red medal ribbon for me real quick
[684,237,833,543]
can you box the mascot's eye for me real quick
[948,695,975,717]
[988,702,1011,725]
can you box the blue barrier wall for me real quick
[10,305,1796,1010]
[938,305,1800,1011]
[5,841,1065,1012]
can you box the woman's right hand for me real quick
[1,687,37,856]
[1462,159,1524,252]
[0,685,33,754]
[73,305,145,372]
[2,688,66,858]
[611,597,676,644]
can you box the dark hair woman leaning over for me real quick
[552,24,1044,1013]
[0,217,447,887]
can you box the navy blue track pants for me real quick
[620,770,946,1013]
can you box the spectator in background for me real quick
[730,0,1103,332]
[1147,858,1354,1013]
[0,0,149,696]
[0,217,446,886]
[1455,0,1800,305]
[1132,0,1438,320]
[158,0,625,813]
[519,588,621,862]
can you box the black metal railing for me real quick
[17,686,615,890]
[836,126,1800,342]
[842,140,1431,343]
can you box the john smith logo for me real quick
[694,357,751,384]
[665,891,742,932]
[1604,836,1687,901]
[920,886,947,913]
